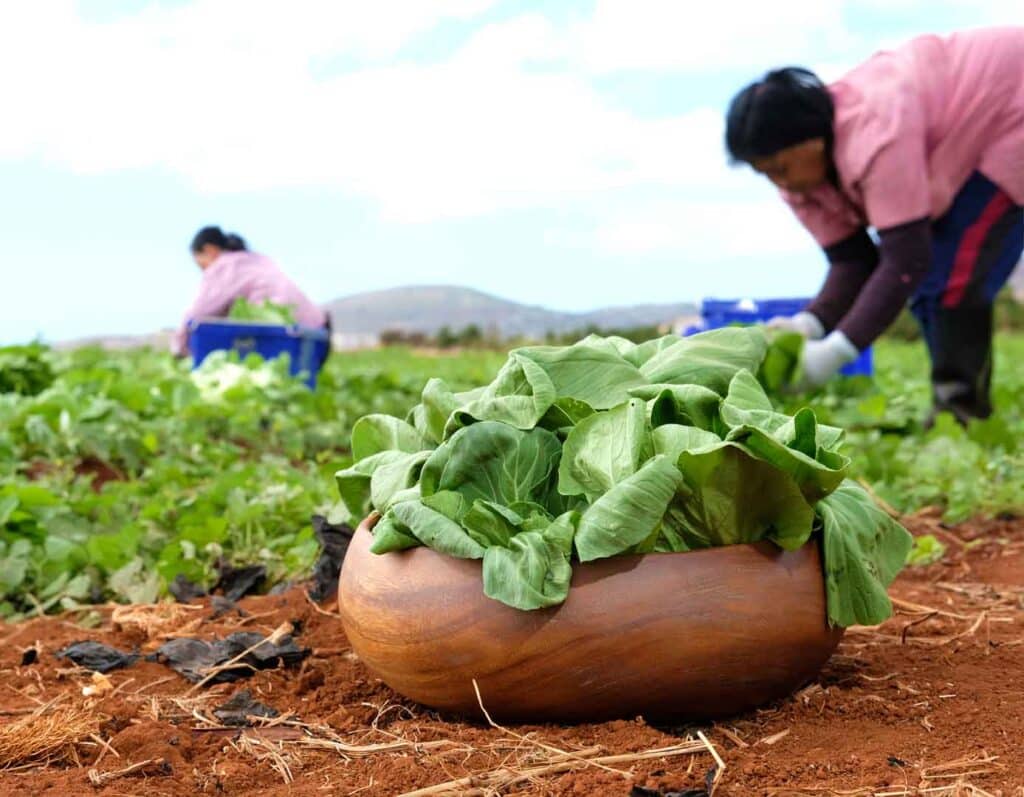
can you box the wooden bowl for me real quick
[338,515,844,723]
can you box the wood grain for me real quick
[338,514,844,723]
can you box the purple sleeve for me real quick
[171,268,237,355]
[805,228,879,332]
[836,219,932,350]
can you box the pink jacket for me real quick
[784,27,1024,246]
[172,251,327,356]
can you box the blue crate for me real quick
[691,297,873,378]
[188,319,331,388]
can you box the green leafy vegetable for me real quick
[574,454,682,561]
[339,330,918,627]
[228,297,298,325]
[670,442,816,551]
[382,499,486,559]
[482,511,576,610]
[351,415,428,460]
[638,327,769,394]
[558,398,650,501]
[420,422,561,508]
[816,482,914,627]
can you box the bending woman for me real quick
[726,27,1024,422]
[172,226,328,357]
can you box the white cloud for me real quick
[572,0,853,74]
[594,196,811,258]
[7,0,1016,247]
[0,4,752,224]
[0,0,497,162]
[567,0,1023,78]
[853,0,1022,19]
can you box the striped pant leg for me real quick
[911,172,1024,422]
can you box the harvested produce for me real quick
[332,328,913,626]
[227,297,298,325]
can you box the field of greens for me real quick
[0,335,1021,620]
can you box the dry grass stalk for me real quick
[891,596,972,621]
[294,732,461,758]
[187,621,293,694]
[920,753,1002,779]
[878,785,1000,797]
[0,703,100,770]
[359,699,417,735]
[89,733,120,767]
[935,581,1021,608]
[129,675,178,695]
[230,733,298,784]
[87,757,162,785]
[129,692,221,725]
[304,591,342,618]
[769,784,997,797]
[712,725,749,749]
[111,602,205,640]
[766,788,873,796]
[271,711,707,797]
[850,604,1010,647]
[901,611,940,643]
[471,678,627,778]
[756,728,791,746]
[396,741,710,797]
[697,730,726,795]
[769,754,1003,797]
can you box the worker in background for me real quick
[725,27,1024,423]
[172,226,329,357]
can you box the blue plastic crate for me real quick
[188,319,331,388]
[691,297,873,378]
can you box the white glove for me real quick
[798,331,859,389]
[766,311,825,340]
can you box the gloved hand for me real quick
[798,331,859,389]
[765,311,825,340]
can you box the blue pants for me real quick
[910,172,1024,420]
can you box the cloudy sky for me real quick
[2,1,1021,343]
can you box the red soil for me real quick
[0,512,1021,796]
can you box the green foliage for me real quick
[2,327,1022,622]
[0,344,56,396]
[227,297,298,325]
[777,334,1024,523]
[906,534,947,567]
[0,344,493,619]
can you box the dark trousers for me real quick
[319,313,333,369]
[910,172,1024,422]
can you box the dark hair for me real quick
[725,67,834,163]
[190,225,247,253]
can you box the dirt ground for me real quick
[0,511,1021,797]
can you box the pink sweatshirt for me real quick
[172,251,327,356]
[785,27,1024,245]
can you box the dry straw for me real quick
[0,702,100,770]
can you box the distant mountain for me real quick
[52,330,172,352]
[325,285,698,338]
[50,287,699,351]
